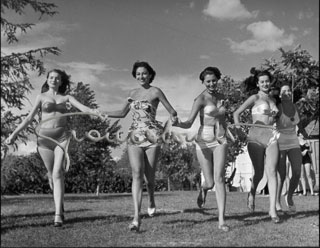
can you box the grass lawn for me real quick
[1,191,319,247]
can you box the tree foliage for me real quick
[1,0,61,155]
[217,75,249,163]
[158,140,198,190]
[64,82,122,193]
[262,46,319,132]
[1,153,49,194]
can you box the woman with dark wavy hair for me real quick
[233,69,280,223]
[275,82,305,212]
[6,69,98,227]
[102,61,178,232]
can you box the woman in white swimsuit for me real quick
[233,70,280,223]
[174,66,230,232]
[102,61,178,232]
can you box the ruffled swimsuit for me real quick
[127,97,163,148]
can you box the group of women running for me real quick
[5,61,311,231]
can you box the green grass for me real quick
[1,191,319,247]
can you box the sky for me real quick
[2,0,319,158]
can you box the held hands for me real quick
[171,116,181,127]
[89,109,108,121]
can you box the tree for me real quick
[64,82,122,193]
[1,0,61,155]
[263,46,319,130]
[158,139,197,191]
[1,153,49,194]
[217,75,248,164]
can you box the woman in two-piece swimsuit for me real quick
[6,69,98,227]
[174,66,230,231]
[103,61,178,232]
[275,83,305,212]
[233,70,280,223]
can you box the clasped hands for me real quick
[89,109,108,122]
[171,115,181,126]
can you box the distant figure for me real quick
[298,132,315,196]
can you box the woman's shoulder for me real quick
[245,93,259,104]
[150,86,163,94]
[194,91,206,102]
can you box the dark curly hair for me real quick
[41,69,71,94]
[199,66,221,82]
[131,61,156,83]
[242,68,274,96]
[256,70,272,82]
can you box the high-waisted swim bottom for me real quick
[37,127,68,150]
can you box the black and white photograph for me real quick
[1,0,319,246]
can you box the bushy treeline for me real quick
[1,153,193,194]
[1,153,134,194]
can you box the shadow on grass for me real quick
[1,208,89,220]
[226,209,320,225]
[162,209,320,227]
[1,212,133,234]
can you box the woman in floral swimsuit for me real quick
[103,61,178,231]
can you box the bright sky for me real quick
[2,0,319,158]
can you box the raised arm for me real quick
[175,97,202,129]
[157,88,177,119]
[103,100,131,118]
[6,95,42,144]
[233,95,256,126]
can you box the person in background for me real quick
[174,66,230,231]
[5,69,99,227]
[298,131,316,196]
[233,69,280,223]
[102,61,178,232]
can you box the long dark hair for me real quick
[41,69,71,94]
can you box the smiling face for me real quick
[203,73,218,94]
[280,85,292,100]
[257,75,271,93]
[135,66,151,86]
[47,71,62,90]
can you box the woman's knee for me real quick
[52,170,64,180]
[145,179,155,189]
[203,178,214,189]
[131,170,144,181]
[265,167,277,178]
[213,175,224,186]
[291,165,301,178]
